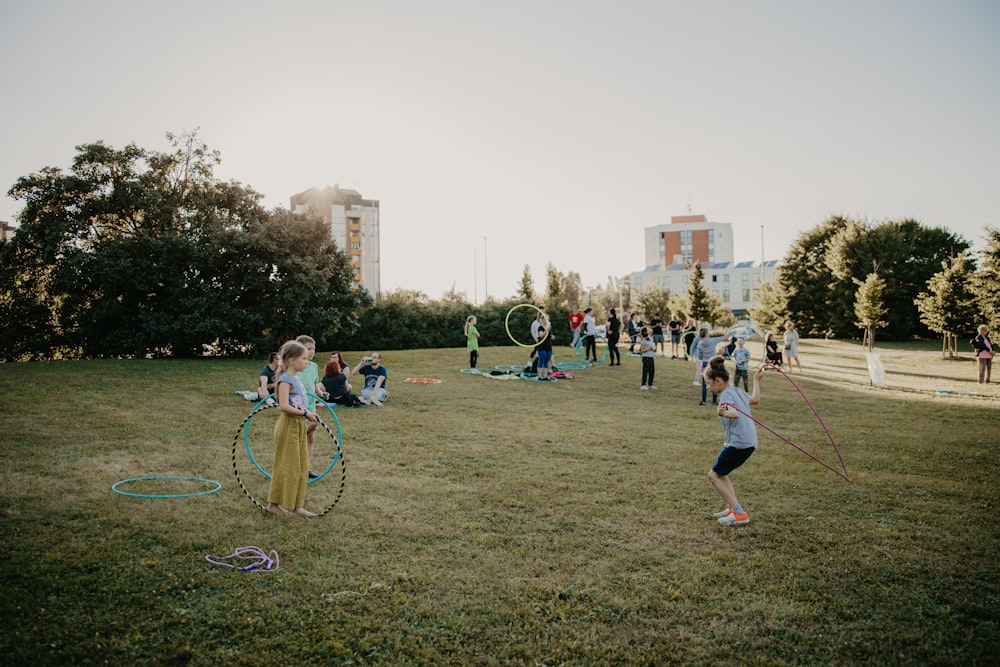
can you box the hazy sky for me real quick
[2,1,998,301]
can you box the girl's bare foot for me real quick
[293,508,318,518]
[267,503,293,518]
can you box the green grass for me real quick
[1,339,997,666]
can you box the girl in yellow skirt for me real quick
[267,340,319,518]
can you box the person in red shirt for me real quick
[568,305,584,347]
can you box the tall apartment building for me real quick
[630,214,778,318]
[1,221,16,242]
[290,185,380,297]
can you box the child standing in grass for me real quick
[465,315,480,370]
[639,326,656,390]
[295,335,323,478]
[267,340,319,518]
[732,337,751,391]
[704,356,766,527]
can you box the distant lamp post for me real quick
[483,236,488,301]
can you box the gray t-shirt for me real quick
[719,386,757,450]
[693,334,728,362]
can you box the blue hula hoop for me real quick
[112,475,222,499]
[243,393,343,484]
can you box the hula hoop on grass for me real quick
[459,368,482,375]
[404,377,442,384]
[112,475,222,499]
[554,360,589,371]
[231,399,346,516]
[521,374,557,383]
[243,394,342,483]
[494,363,524,373]
[505,303,548,348]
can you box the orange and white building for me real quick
[290,185,380,297]
[629,214,778,317]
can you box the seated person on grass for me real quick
[321,352,364,407]
[353,352,389,406]
[236,352,278,405]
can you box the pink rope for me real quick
[722,363,851,482]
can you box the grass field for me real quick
[1,338,997,666]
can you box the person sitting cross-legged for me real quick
[353,352,389,406]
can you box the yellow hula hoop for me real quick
[504,303,548,348]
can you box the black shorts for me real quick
[712,445,755,476]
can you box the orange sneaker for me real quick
[718,510,750,526]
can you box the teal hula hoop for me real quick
[554,360,589,371]
[112,475,222,499]
[243,393,343,484]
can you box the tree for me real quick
[543,262,565,311]
[973,227,1000,331]
[826,219,971,339]
[686,263,713,324]
[0,131,367,359]
[748,276,789,335]
[562,271,584,309]
[854,271,888,351]
[915,252,980,358]
[516,264,535,301]
[779,216,851,336]
[634,284,672,322]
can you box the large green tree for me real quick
[779,215,851,336]
[915,252,980,357]
[973,227,1000,331]
[824,219,970,339]
[0,132,366,359]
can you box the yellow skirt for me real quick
[267,413,309,510]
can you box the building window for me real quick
[722,289,730,302]
[743,288,752,302]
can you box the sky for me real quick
[2,0,998,302]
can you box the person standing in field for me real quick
[582,307,598,363]
[639,326,656,390]
[704,356,766,527]
[535,315,556,380]
[295,335,324,478]
[267,340,319,518]
[783,321,801,372]
[668,314,683,359]
[732,336,751,391]
[465,315,480,370]
[650,313,665,358]
[568,305,584,347]
[627,312,640,354]
[606,308,622,366]
[972,324,993,385]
